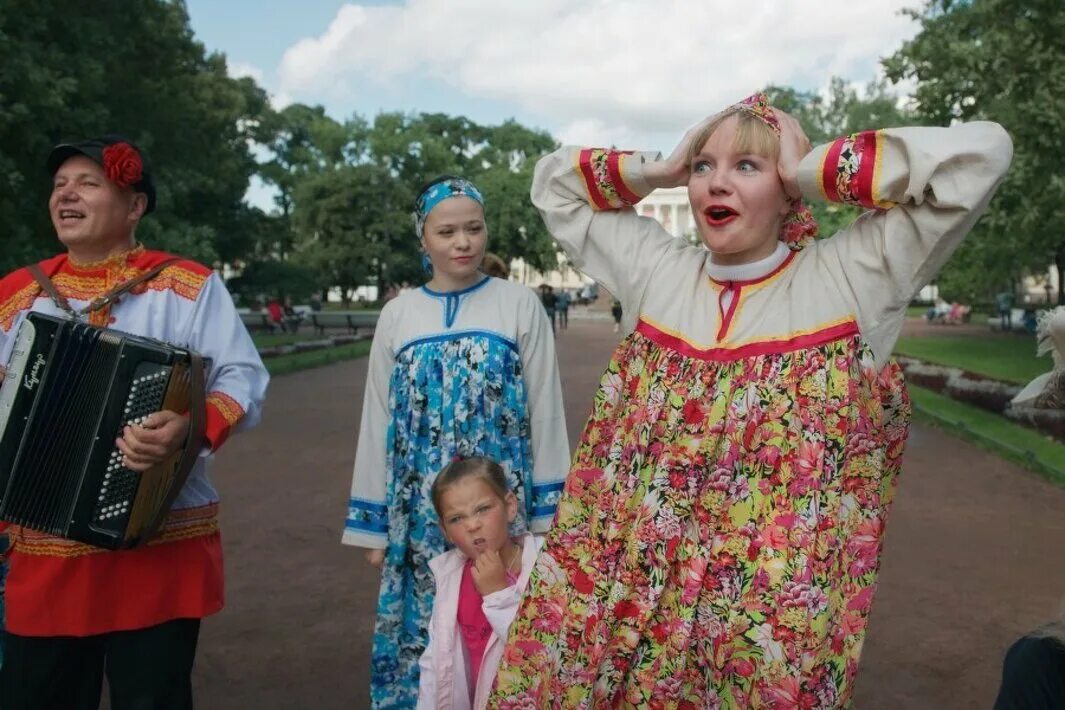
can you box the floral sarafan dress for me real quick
[490,123,1013,708]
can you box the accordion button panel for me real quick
[91,364,172,527]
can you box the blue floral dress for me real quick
[343,277,570,708]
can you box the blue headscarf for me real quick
[414,176,485,238]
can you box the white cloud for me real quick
[268,91,294,111]
[555,118,644,151]
[228,61,265,84]
[277,0,920,148]
[227,60,293,110]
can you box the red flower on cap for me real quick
[101,142,143,188]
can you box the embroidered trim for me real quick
[421,276,491,329]
[636,317,861,362]
[0,281,41,331]
[396,329,519,358]
[707,251,796,290]
[137,267,210,302]
[0,253,211,351]
[11,503,219,557]
[707,252,797,342]
[577,148,640,211]
[530,480,565,519]
[206,391,245,426]
[67,244,145,271]
[821,130,896,210]
[346,497,388,536]
[715,283,742,342]
[45,265,207,307]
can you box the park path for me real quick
[193,320,1065,709]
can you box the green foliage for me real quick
[264,340,372,377]
[226,258,322,305]
[909,385,1065,486]
[281,110,561,297]
[0,0,271,273]
[884,0,1065,302]
[765,77,919,145]
[292,162,413,302]
[764,78,921,240]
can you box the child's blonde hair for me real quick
[686,110,780,167]
[430,456,511,517]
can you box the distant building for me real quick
[512,186,696,290]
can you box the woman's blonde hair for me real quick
[686,109,780,167]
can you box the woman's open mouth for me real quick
[704,205,739,227]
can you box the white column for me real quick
[671,204,680,237]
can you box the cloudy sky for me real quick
[186,0,923,207]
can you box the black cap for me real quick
[46,134,156,214]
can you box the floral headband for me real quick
[414,177,485,238]
[730,92,819,249]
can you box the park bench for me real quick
[239,311,276,332]
[308,311,381,335]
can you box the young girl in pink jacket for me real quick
[417,457,543,710]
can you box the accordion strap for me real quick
[26,263,74,316]
[27,258,181,319]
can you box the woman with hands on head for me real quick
[489,93,1012,707]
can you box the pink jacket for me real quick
[417,534,543,710]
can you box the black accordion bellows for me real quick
[0,312,206,549]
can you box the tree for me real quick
[292,163,412,305]
[256,104,365,259]
[283,111,561,300]
[225,259,321,306]
[765,78,920,241]
[0,0,272,272]
[884,0,1065,303]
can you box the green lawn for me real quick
[251,332,327,348]
[909,385,1065,486]
[894,333,1046,385]
[263,340,372,377]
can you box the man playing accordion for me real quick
[0,136,268,709]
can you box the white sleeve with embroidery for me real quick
[798,121,1013,365]
[532,147,679,323]
[342,303,395,549]
[517,291,570,533]
[183,272,269,444]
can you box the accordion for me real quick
[0,312,206,549]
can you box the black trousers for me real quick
[0,618,200,710]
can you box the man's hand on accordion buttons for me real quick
[116,410,190,472]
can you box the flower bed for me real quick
[894,356,1065,441]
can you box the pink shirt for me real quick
[456,561,519,700]
[456,563,491,691]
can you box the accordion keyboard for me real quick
[92,366,171,525]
